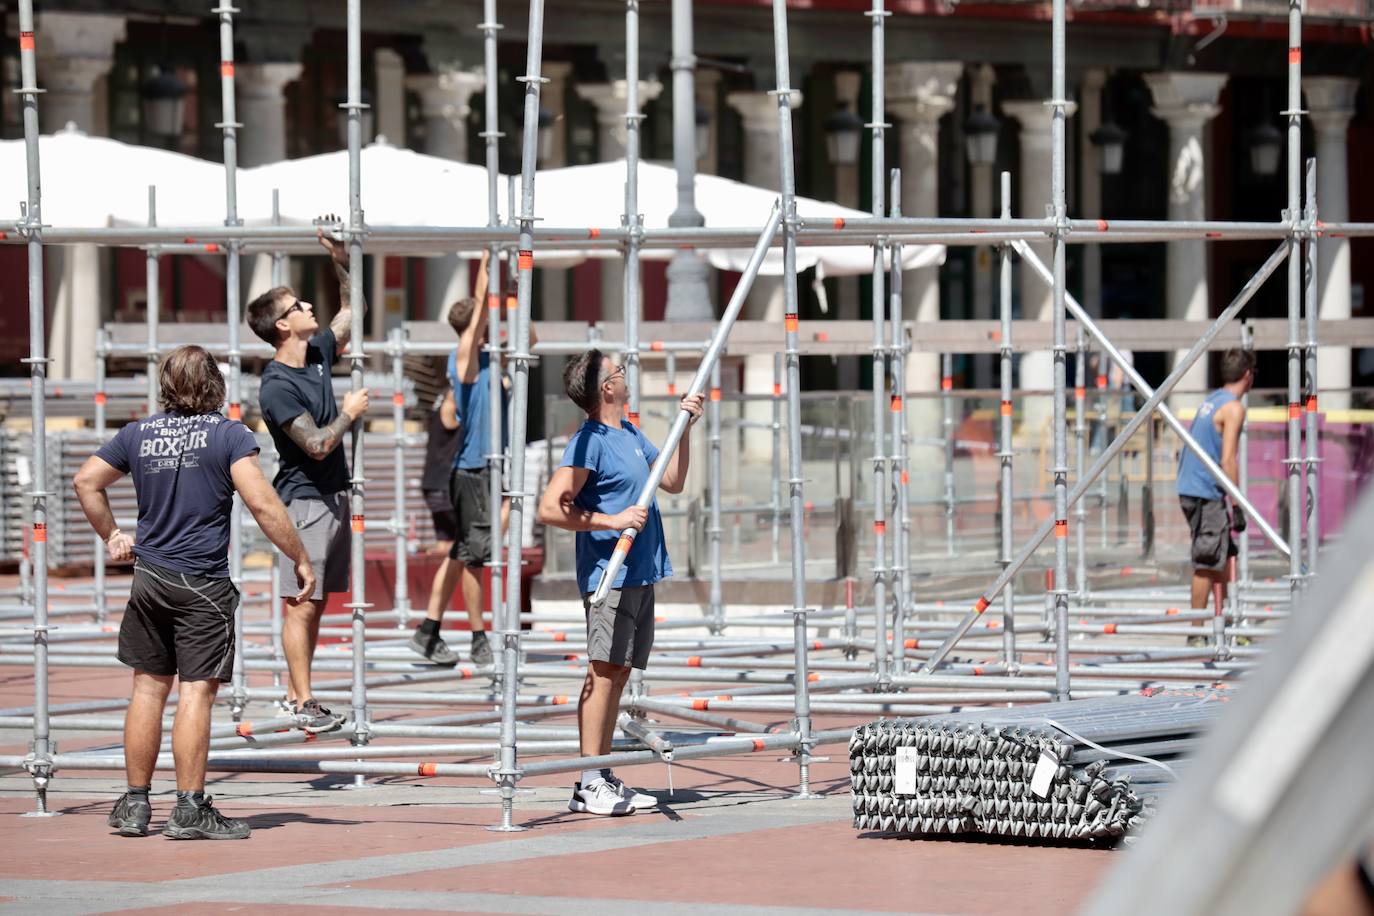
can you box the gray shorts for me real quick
[278,493,351,601]
[1180,495,1236,574]
[582,585,656,670]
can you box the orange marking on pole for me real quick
[1000,400,1013,416]
[1166,607,1180,616]
[1120,565,1134,576]
[220,62,235,78]
[1096,219,1108,232]
[650,340,664,351]
[303,732,317,742]
[816,330,829,342]
[973,666,985,676]
[564,654,579,661]
[1103,623,1118,634]
[392,392,405,406]
[986,619,1002,629]
[1096,374,1108,389]
[1054,519,1068,538]
[1075,386,1086,400]
[973,596,989,614]
[772,383,782,396]
[351,515,365,533]
[1288,402,1301,420]
[182,237,197,244]
[228,403,242,420]
[1288,47,1301,64]
[686,656,702,667]
[666,383,677,395]
[94,392,107,405]
[418,763,438,777]
[505,294,519,310]
[458,667,474,678]
[552,695,570,705]
[19,32,35,51]
[941,377,953,391]
[833,218,845,230]
[890,395,902,413]
[784,313,799,332]
[901,469,909,484]
[710,388,721,402]
[552,631,566,642]
[628,411,640,427]
[716,694,732,701]
[518,250,533,270]
[1206,232,1222,239]
[33,523,46,543]
[990,329,1002,341]
[615,535,633,553]
[1306,396,1317,413]
[752,739,767,751]
[804,500,813,512]
[236,723,253,737]
[873,520,886,535]
[486,293,501,310]
[0,231,7,240]
[588,227,601,239]
[204,243,220,253]
[692,699,710,711]
[807,673,821,682]
[904,638,918,649]
[813,640,823,650]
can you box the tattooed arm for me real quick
[318,223,367,351]
[284,388,370,461]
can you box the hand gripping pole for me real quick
[589,200,783,608]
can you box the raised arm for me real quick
[657,394,704,495]
[318,222,367,351]
[73,455,134,561]
[283,387,370,461]
[537,466,647,533]
[456,250,492,384]
[231,454,315,602]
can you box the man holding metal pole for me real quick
[73,346,314,840]
[1177,347,1254,643]
[537,349,703,816]
[246,226,366,733]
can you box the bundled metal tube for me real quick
[866,0,890,688]
[1302,159,1319,578]
[997,172,1017,668]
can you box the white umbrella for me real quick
[531,160,944,276]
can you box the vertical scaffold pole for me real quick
[708,360,723,633]
[1284,0,1304,592]
[495,0,546,832]
[17,0,58,818]
[888,169,910,677]
[770,0,816,798]
[941,352,955,557]
[215,1,249,721]
[480,0,506,671]
[1237,319,1253,589]
[1095,345,1108,549]
[271,188,284,287]
[343,0,372,784]
[865,0,890,687]
[390,327,410,628]
[1049,0,1071,702]
[997,171,1017,668]
[145,187,160,416]
[270,185,285,680]
[771,351,782,565]
[1074,326,1088,604]
[1302,158,1319,579]
[93,330,108,623]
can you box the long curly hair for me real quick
[158,345,226,416]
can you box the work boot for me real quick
[162,794,250,840]
[107,791,151,837]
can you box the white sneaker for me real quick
[605,773,658,811]
[568,778,636,816]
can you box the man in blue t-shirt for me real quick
[246,227,368,733]
[73,345,313,841]
[537,348,703,817]
[1177,347,1254,642]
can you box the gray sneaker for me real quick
[409,628,460,666]
[470,631,493,666]
[162,796,250,840]
[107,792,151,837]
[293,698,346,734]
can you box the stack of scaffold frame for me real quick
[3,0,1373,833]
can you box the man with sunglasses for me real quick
[538,349,703,816]
[245,226,367,733]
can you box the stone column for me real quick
[36,13,125,381]
[1144,72,1227,403]
[969,64,997,390]
[374,48,407,145]
[540,63,575,405]
[696,69,723,175]
[407,67,485,319]
[1003,97,1077,423]
[239,63,304,302]
[576,79,664,320]
[887,62,962,397]
[1306,77,1358,410]
[833,71,862,392]
[1080,68,1107,319]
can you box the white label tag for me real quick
[894,746,918,795]
[1030,749,1058,799]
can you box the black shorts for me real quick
[424,488,458,543]
[118,560,238,682]
[449,467,492,566]
[1180,496,1237,573]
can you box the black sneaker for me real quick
[470,631,493,666]
[409,628,460,666]
[107,792,151,837]
[161,796,250,840]
[293,698,346,734]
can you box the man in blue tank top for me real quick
[538,348,703,816]
[1177,348,1254,637]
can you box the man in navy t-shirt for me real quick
[537,348,702,817]
[74,345,313,840]
[246,227,368,733]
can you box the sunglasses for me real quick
[277,298,305,321]
[602,365,625,385]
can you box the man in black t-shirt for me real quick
[74,345,314,840]
[247,228,368,733]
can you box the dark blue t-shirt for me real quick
[95,412,260,578]
[259,329,350,503]
[560,419,673,595]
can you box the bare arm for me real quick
[1218,400,1244,486]
[537,466,646,533]
[73,456,134,561]
[318,224,367,351]
[657,394,704,494]
[456,250,492,383]
[283,388,369,462]
[438,389,460,431]
[231,454,315,602]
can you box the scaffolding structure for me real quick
[5,0,1374,831]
